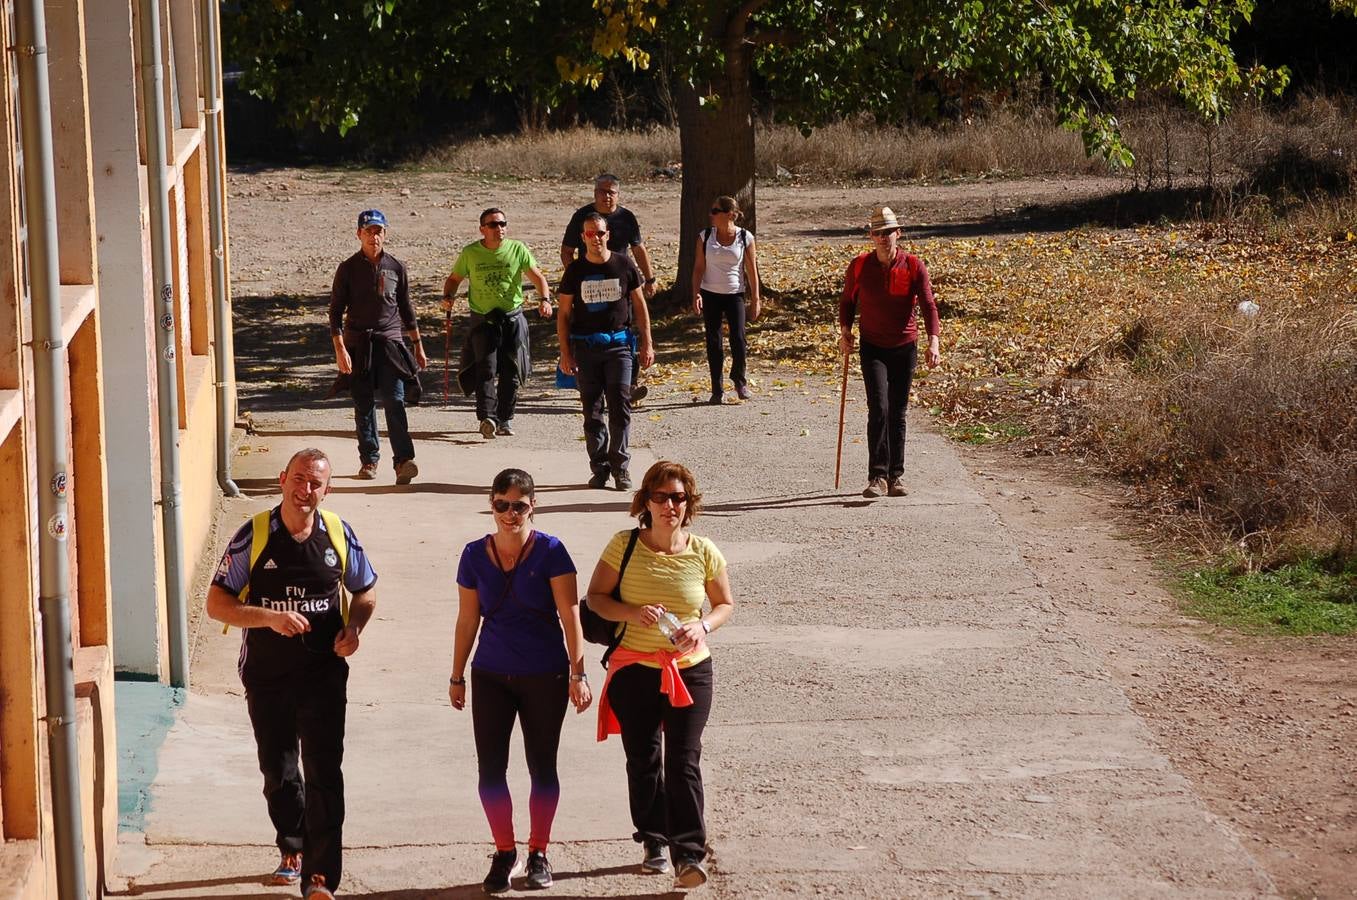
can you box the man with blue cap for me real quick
[329,209,427,483]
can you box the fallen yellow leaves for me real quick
[688,225,1357,439]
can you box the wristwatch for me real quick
[644,277,657,285]
[701,618,711,634]
[570,673,588,682]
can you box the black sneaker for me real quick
[614,470,632,491]
[587,470,610,489]
[675,858,709,889]
[640,840,671,874]
[632,384,649,403]
[482,848,521,894]
[524,850,552,889]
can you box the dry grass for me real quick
[1080,305,1357,561]
[417,95,1357,189]
[736,224,1357,565]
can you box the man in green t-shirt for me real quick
[443,208,553,438]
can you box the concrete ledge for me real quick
[75,644,116,897]
[0,388,19,444]
[60,283,97,346]
[0,839,45,900]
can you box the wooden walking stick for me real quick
[834,346,850,489]
[443,308,453,401]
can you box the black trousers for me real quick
[607,657,714,863]
[859,340,918,481]
[471,668,570,850]
[245,660,348,890]
[468,312,527,424]
[574,342,634,477]
[700,290,747,396]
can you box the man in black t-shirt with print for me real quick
[557,212,655,490]
[206,448,377,899]
[561,174,657,402]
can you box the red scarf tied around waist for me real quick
[596,646,698,742]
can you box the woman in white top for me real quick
[690,195,761,404]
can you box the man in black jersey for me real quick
[557,212,655,490]
[207,448,377,899]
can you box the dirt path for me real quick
[195,169,1355,897]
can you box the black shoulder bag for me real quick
[579,528,640,669]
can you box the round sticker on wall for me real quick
[47,513,68,540]
[50,472,68,497]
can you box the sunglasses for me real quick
[482,220,508,228]
[649,491,689,506]
[710,207,731,215]
[492,499,531,514]
[583,229,608,238]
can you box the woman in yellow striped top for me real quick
[585,460,735,890]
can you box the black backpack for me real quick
[579,528,640,668]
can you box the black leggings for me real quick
[700,290,747,395]
[470,668,569,851]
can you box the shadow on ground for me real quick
[792,185,1218,240]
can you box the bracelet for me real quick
[449,676,466,686]
[644,277,657,285]
[570,673,588,682]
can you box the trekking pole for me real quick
[834,347,850,489]
[443,308,452,402]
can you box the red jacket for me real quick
[839,250,940,349]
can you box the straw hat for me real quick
[868,206,901,232]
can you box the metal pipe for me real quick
[137,0,192,687]
[200,0,238,498]
[14,0,90,894]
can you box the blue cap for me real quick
[357,209,387,229]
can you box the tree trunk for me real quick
[672,45,755,304]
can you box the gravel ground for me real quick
[145,168,1355,898]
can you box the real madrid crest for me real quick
[324,547,339,568]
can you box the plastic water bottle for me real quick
[656,611,683,644]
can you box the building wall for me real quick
[0,0,233,895]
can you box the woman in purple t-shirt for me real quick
[448,468,592,892]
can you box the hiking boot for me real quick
[675,858,709,889]
[395,459,419,485]
[640,841,671,874]
[523,850,552,889]
[735,384,751,401]
[587,470,610,489]
[479,418,497,439]
[887,478,907,497]
[270,851,302,885]
[495,420,515,436]
[614,470,632,491]
[862,478,887,498]
[356,463,378,480]
[303,874,335,898]
[707,393,724,405]
[483,848,522,894]
[632,384,649,404]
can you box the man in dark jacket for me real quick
[329,209,427,483]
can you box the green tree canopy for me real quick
[227,0,1293,295]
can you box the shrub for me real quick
[1083,304,1357,559]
